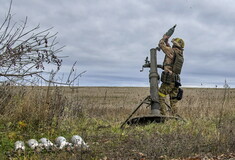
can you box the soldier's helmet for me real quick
[171,38,185,49]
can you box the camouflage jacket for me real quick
[158,36,183,74]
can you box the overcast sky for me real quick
[1,0,235,87]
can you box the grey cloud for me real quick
[1,0,235,87]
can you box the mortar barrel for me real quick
[149,48,161,115]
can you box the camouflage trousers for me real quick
[158,82,179,116]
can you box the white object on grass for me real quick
[55,136,68,149]
[71,135,89,149]
[39,138,54,151]
[14,141,25,151]
[27,139,39,150]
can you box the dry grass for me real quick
[0,86,234,159]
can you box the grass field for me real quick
[0,86,235,159]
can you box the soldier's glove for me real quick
[163,35,170,46]
[171,88,183,101]
[175,80,181,88]
[176,88,183,100]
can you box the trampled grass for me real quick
[0,86,234,159]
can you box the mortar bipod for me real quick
[120,96,151,129]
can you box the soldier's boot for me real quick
[170,99,178,116]
[159,96,167,115]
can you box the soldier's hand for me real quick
[163,35,170,46]
[163,34,170,40]
[166,42,170,47]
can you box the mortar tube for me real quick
[149,48,161,115]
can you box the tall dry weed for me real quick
[0,86,84,130]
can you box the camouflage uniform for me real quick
[158,36,184,116]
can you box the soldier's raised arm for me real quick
[158,36,174,60]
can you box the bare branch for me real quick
[0,71,42,77]
[0,1,85,86]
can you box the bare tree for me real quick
[0,1,84,85]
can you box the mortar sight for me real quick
[140,56,150,72]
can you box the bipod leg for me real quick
[164,102,187,123]
[120,96,151,129]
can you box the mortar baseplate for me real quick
[126,114,179,125]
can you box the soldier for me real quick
[158,34,185,116]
